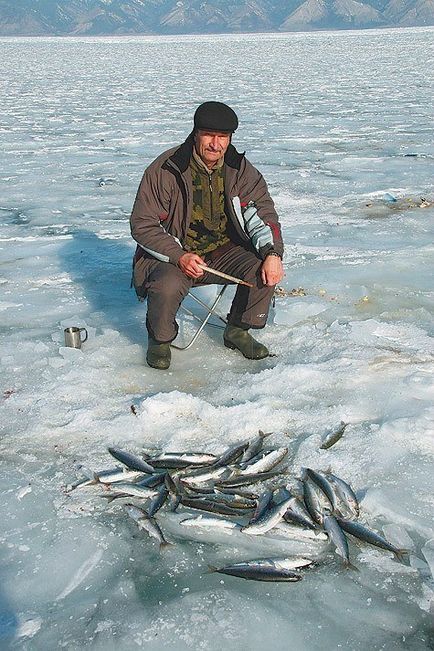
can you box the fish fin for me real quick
[97,494,119,503]
[259,430,273,439]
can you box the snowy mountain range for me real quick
[0,0,433,35]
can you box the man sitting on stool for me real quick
[130,101,284,370]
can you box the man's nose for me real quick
[209,136,220,148]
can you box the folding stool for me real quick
[170,285,228,351]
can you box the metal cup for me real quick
[64,327,88,349]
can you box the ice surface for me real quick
[0,28,433,650]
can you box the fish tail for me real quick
[207,565,218,573]
[159,541,173,552]
[394,549,410,563]
[344,560,360,572]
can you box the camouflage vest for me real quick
[184,153,231,256]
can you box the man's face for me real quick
[194,130,231,168]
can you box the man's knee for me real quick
[147,264,191,301]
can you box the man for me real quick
[130,101,284,370]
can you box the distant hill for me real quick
[0,0,433,35]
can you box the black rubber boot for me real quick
[223,325,269,360]
[146,338,171,370]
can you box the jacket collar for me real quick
[169,131,245,173]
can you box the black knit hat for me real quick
[194,101,239,133]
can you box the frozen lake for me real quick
[1,28,434,649]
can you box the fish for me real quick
[215,469,284,488]
[164,472,181,494]
[302,480,330,525]
[106,482,158,499]
[283,496,318,530]
[182,483,216,496]
[70,466,148,487]
[108,447,155,474]
[124,504,171,549]
[95,468,147,484]
[239,448,288,475]
[240,430,273,464]
[208,562,302,582]
[323,514,357,570]
[324,472,359,518]
[320,421,348,450]
[147,485,169,517]
[66,477,98,492]
[336,518,408,561]
[214,487,259,500]
[180,497,246,517]
[180,515,241,530]
[179,466,233,486]
[212,441,249,468]
[267,557,315,570]
[249,488,274,524]
[241,497,292,535]
[302,468,339,514]
[135,473,166,489]
[148,452,217,469]
[200,492,256,510]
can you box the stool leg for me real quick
[171,286,227,350]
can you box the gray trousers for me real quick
[144,245,275,343]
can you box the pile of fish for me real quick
[68,431,409,582]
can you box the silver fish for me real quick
[147,485,169,517]
[240,430,273,464]
[216,469,283,488]
[124,504,170,549]
[135,473,166,489]
[108,447,155,474]
[209,562,302,582]
[323,513,356,569]
[216,487,259,500]
[180,466,233,487]
[283,496,318,530]
[239,448,288,475]
[241,497,292,535]
[212,441,249,468]
[106,482,158,499]
[95,468,146,484]
[302,468,339,513]
[180,497,245,517]
[324,472,359,518]
[336,518,408,561]
[249,489,273,524]
[303,480,330,525]
[149,452,217,469]
[320,421,348,450]
[180,515,241,530]
[253,557,315,571]
[202,492,256,510]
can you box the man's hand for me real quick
[178,252,205,279]
[261,254,284,287]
